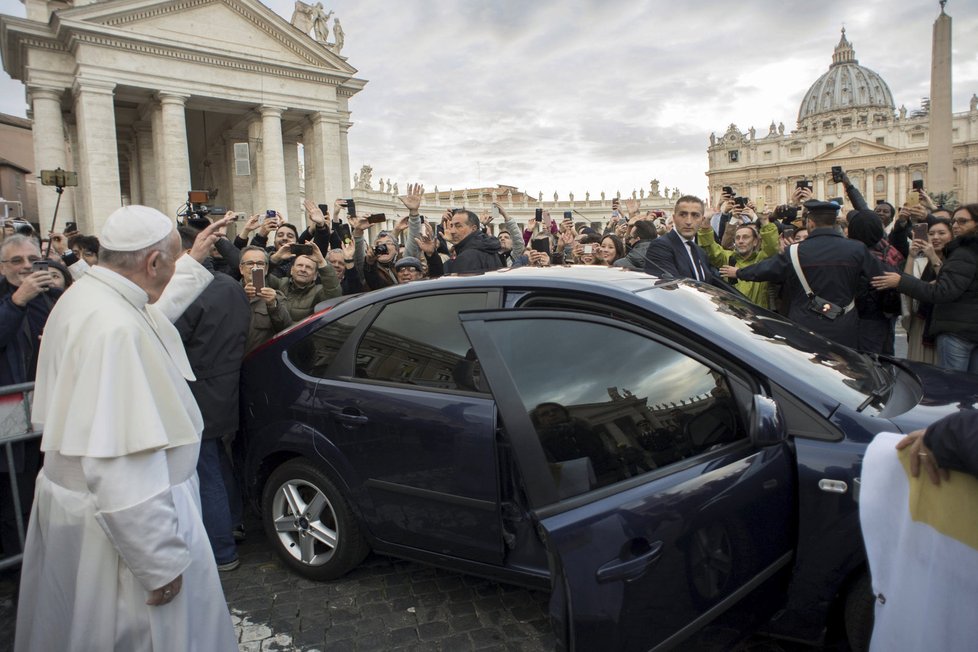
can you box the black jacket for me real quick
[446,232,503,274]
[643,230,728,290]
[0,279,60,386]
[174,271,251,439]
[897,232,978,343]
[925,409,978,479]
[737,227,883,348]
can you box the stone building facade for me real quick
[0,0,365,234]
[707,29,978,209]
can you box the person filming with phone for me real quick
[0,235,62,556]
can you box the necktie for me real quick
[686,241,704,281]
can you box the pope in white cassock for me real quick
[14,206,237,651]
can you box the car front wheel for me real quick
[261,459,369,580]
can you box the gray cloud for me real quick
[2,0,976,199]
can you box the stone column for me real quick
[133,121,157,210]
[283,140,301,219]
[248,116,264,215]
[966,158,978,203]
[28,86,73,225]
[928,8,953,193]
[73,79,121,234]
[897,166,908,203]
[303,112,343,213]
[815,174,825,199]
[127,143,140,205]
[339,121,352,195]
[778,178,788,204]
[155,92,192,218]
[886,167,897,206]
[259,105,289,220]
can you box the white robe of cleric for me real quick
[860,432,978,652]
[15,255,237,652]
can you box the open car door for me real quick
[460,309,796,650]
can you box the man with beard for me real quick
[709,213,780,309]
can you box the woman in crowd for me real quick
[901,217,952,364]
[873,204,978,372]
[597,234,626,266]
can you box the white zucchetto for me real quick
[99,205,174,251]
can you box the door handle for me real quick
[331,408,368,425]
[595,540,663,583]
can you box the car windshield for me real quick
[638,282,897,414]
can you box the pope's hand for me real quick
[188,215,234,264]
[147,574,182,606]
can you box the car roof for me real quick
[356,265,675,301]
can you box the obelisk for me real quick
[928,1,953,193]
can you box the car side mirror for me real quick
[750,395,786,447]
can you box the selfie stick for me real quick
[40,168,77,258]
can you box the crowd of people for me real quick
[1,164,977,649]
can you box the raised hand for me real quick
[303,199,327,227]
[398,183,425,215]
[188,214,234,263]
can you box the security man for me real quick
[724,200,883,348]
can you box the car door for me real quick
[459,309,796,651]
[312,291,505,564]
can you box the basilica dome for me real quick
[798,29,895,123]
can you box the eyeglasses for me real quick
[952,217,974,225]
[0,256,42,265]
[240,260,267,268]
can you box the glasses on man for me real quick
[952,217,974,225]
[0,256,42,265]
[240,260,267,268]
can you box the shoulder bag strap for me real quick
[788,244,814,298]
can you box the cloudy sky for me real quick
[1,0,976,200]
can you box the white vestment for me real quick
[15,257,237,652]
[860,432,978,652]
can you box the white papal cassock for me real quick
[15,256,237,651]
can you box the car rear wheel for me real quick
[262,459,369,580]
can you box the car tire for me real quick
[844,571,875,652]
[261,459,369,581]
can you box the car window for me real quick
[483,318,745,501]
[354,293,490,393]
[287,307,370,378]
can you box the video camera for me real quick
[178,190,226,230]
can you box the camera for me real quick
[290,243,315,256]
[564,211,573,221]
[178,190,226,225]
[831,166,844,184]
[583,244,593,254]
[733,197,748,208]
[534,208,543,222]
[345,199,357,216]
[373,244,389,256]
[796,180,812,190]
[912,179,924,191]
[722,186,734,196]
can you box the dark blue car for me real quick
[238,266,977,651]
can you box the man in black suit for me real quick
[645,195,724,287]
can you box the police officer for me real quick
[723,200,883,348]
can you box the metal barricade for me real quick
[0,382,39,570]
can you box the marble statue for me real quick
[585,191,590,201]
[290,1,316,35]
[769,121,777,135]
[631,190,637,200]
[353,172,359,188]
[778,122,785,135]
[392,182,398,195]
[449,189,455,204]
[972,94,978,112]
[899,105,907,120]
[749,126,756,140]
[355,164,373,190]
[491,189,498,203]
[639,189,645,200]
[709,133,716,146]
[600,191,605,200]
[568,192,574,202]
[330,17,345,54]
[312,3,333,43]
[376,177,384,192]
[650,179,660,196]
[538,191,543,202]
[553,191,558,202]
[506,189,513,205]
[386,180,392,194]
[615,190,621,200]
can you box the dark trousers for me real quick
[196,438,243,564]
